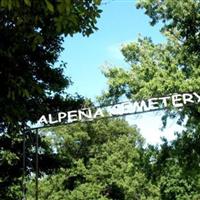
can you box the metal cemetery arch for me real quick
[22,92,200,200]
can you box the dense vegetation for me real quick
[27,119,160,200]
[0,0,101,199]
[100,0,200,199]
[1,0,200,199]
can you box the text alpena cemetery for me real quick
[38,92,200,125]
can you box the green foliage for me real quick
[26,119,160,200]
[0,0,102,131]
[99,0,200,199]
[0,0,102,36]
[0,0,102,199]
[2,0,200,199]
[101,35,200,102]
[137,0,200,53]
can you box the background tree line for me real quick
[0,0,200,199]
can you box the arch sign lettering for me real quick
[38,92,200,127]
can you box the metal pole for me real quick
[22,130,26,200]
[35,128,39,200]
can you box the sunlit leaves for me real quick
[26,119,159,199]
[0,0,102,199]
[100,1,200,199]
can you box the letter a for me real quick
[38,115,48,124]
[93,108,104,119]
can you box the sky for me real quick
[60,1,183,145]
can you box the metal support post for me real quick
[35,128,39,200]
[22,130,26,200]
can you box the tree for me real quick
[136,0,200,174]
[26,118,160,200]
[137,0,200,54]
[0,0,102,131]
[99,0,200,198]
[0,0,102,199]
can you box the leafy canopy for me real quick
[0,0,101,199]
[27,119,160,200]
[99,0,200,199]
[0,0,102,131]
